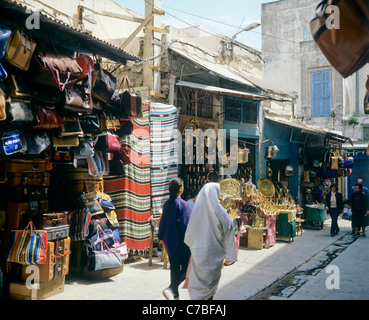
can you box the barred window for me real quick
[224,97,259,124]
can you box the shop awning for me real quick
[176,80,266,100]
[170,44,291,100]
[264,114,353,145]
[0,0,141,64]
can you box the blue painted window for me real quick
[224,97,259,124]
[311,69,332,117]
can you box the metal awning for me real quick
[0,0,141,64]
[170,45,290,99]
[264,114,353,145]
[176,80,266,100]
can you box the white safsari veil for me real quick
[184,182,237,300]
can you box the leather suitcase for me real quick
[6,200,48,230]
[21,241,55,283]
[44,224,69,241]
[33,211,69,229]
[64,168,94,181]
[7,172,50,187]
[54,237,71,278]
[64,179,104,193]
[7,186,49,202]
[5,159,46,173]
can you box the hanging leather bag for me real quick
[119,76,142,119]
[91,63,116,103]
[310,0,369,78]
[63,83,93,114]
[4,29,36,71]
[33,51,82,90]
[33,104,63,130]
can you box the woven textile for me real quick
[150,102,179,239]
[104,101,151,252]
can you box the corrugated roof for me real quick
[170,44,290,99]
[0,0,141,64]
[176,80,266,100]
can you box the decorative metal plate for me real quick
[257,178,275,197]
[220,178,241,198]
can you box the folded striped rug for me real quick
[104,101,151,252]
[150,102,179,239]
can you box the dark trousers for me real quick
[169,254,190,298]
[329,208,340,235]
[352,209,366,229]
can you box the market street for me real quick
[47,216,369,300]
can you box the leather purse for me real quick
[79,113,100,134]
[33,52,82,90]
[25,130,51,155]
[63,83,93,114]
[33,104,63,130]
[7,73,31,98]
[94,131,122,153]
[119,76,142,119]
[52,134,79,147]
[76,55,94,81]
[59,117,83,137]
[4,29,36,71]
[91,63,116,103]
[310,0,369,78]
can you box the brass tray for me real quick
[220,178,241,198]
[257,178,275,197]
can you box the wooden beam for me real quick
[101,11,144,23]
[153,8,165,15]
[119,15,153,49]
[150,91,166,98]
[147,25,166,33]
[149,65,165,72]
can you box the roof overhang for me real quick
[264,114,353,145]
[170,44,290,100]
[0,0,141,64]
[176,80,266,100]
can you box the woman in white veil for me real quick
[184,182,237,300]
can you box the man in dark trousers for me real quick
[348,179,369,234]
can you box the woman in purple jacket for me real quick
[158,177,191,300]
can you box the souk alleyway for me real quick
[46,216,369,301]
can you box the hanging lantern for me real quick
[238,148,249,164]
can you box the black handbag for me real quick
[79,113,100,134]
[109,155,126,177]
[119,76,142,119]
[91,64,116,103]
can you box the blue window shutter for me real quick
[311,69,332,117]
[311,71,322,117]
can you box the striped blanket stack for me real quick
[149,103,179,239]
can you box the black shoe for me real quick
[331,234,335,237]
[362,234,366,237]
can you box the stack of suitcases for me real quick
[2,158,71,287]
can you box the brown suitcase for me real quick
[64,179,104,193]
[54,237,71,278]
[33,211,69,229]
[6,200,48,230]
[21,241,55,283]
[7,172,50,187]
[6,159,46,173]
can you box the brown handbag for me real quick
[119,76,142,119]
[33,104,63,130]
[63,84,93,114]
[5,29,36,71]
[7,73,31,98]
[310,0,369,78]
